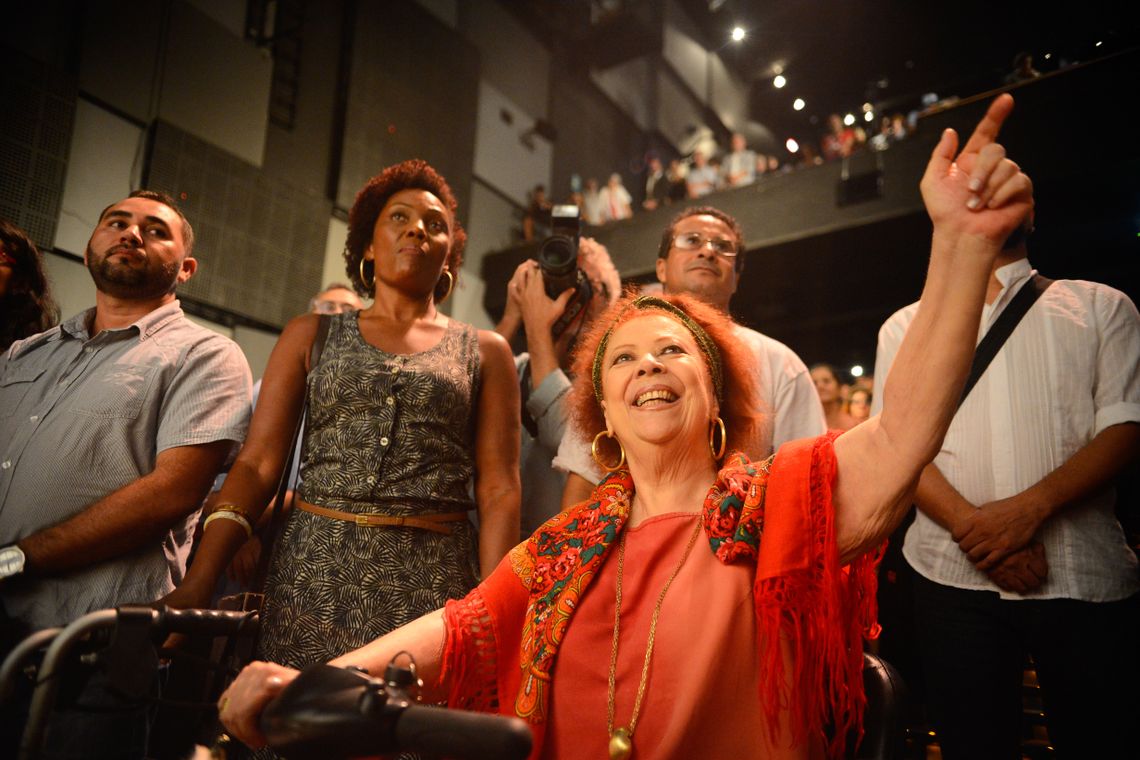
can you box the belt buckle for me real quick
[355,515,370,526]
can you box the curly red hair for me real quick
[344,160,467,301]
[567,290,765,464]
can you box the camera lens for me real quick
[537,235,578,299]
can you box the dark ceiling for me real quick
[688,0,1138,141]
[510,1,1140,149]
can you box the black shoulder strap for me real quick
[252,314,333,591]
[957,274,1052,410]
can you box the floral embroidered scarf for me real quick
[441,432,881,759]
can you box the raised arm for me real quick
[162,314,316,609]
[832,94,1034,561]
[474,329,522,575]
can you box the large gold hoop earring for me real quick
[436,268,455,304]
[709,416,727,461]
[359,257,374,290]
[591,430,626,473]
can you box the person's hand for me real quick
[920,93,1034,246]
[226,535,262,587]
[516,260,575,340]
[158,575,215,611]
[951,493,1047,570]
[217,661,299,749]
[985,542,1048,594]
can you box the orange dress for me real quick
[440,433,879,759]
[546,511,766,757]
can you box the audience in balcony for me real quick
[723,132,757,188]
[686,150,719,198]
[598,172,633,222]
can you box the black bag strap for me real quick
[957,273,1052,410]
[250,313,333,591]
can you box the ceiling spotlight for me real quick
[843,113,856,126]
[864,111,874,122]
[862,102,873,112]
[793,97,805,111]
[773,74,786,88]
[731,26,746,42]
[1044,53,1052,59]
[785,138,800,153]
[1095,40,1103,47]
[850,364,864,378]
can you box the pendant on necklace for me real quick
[609,727,633,759]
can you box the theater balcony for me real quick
[481,49,1139,369]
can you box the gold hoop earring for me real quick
[436,268,455,304]
[359,257,374,290]
[592,430,626,473]
[709,416,727,461]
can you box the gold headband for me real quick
[591,295,724,406]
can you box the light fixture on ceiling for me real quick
[731,26,746,42]
[785,138,800,153]
[843,113,856,126]
[773,74,786,88]
[793,98,805,111]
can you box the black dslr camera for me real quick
[536,204,592,338]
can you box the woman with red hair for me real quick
[168,160,520,676]
[218,96,1031,758]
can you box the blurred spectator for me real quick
[686,150,718,198]
[846,386,871,425]
[1005,51,1041,85]
[822,113,856,161]
[811,362,856,430]
[522,184,552,242]
[581,177,605,226]
[723,132,758,187]
[870,116,893,152]
[754,153,769,177]
[598,172,632,222]
[0,220,59,352]
[666,159,688,204]
[768,155,781,172]
[890,112,909,141]
[643,155,668,211]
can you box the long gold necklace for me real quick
[606,516,704,759]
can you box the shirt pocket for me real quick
[0,367,46,420]
[73,363,156,419]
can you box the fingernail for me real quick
[968,178,982,192]
[966,196,980,209]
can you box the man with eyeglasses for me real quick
[554,206,825,507]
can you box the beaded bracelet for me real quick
[203,510,253,539]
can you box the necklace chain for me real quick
[606,516,704,752]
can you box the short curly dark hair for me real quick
[656,206,746,274]
[1,219,60,351]
[344,160,467,301]
[98,189,195,256]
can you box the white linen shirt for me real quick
[872,258,1140,601]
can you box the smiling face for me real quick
[600,313,717,455]
[85,196,194,299]
[365,188,452,299]
[655,214,740,310]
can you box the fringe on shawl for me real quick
[754,432,884,759]
[440,591,500,713]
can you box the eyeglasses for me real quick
[672,232,738,258]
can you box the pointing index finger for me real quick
[960,93,1014,156]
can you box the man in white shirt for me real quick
[872,219,1140,759]
[557,206,825,506]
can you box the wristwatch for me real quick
[0,544,26,580]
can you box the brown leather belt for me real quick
[296,501,469,535]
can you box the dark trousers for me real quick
[912,573,1140,759]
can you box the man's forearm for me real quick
[913,462,977,534]
[18,442,229,576]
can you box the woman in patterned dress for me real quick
[217,96,1034,758]
[167,160,520,669]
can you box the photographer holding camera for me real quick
[495,207,621,538]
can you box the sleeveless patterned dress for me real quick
[257,313,481,669]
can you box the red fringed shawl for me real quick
[440,432,881,758]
